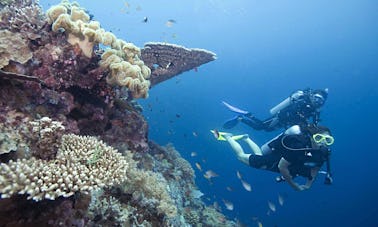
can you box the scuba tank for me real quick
[269,90,304,115]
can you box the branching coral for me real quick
[122,152,177,218]
[0,134,128,201]
[0,30,33,69]
[46,0,151,98]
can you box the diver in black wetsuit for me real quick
[212,124,334,191]
[223,88,329,131]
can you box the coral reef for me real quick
[0,134,128,201]
[0,0,233,226]
[141,42,217,86]
[0,0,46,40]
[0,194,91,226]
[26,117,66,160]
[46,0,151,98]
[0,30,33,69]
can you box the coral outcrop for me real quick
[0,30,33,69]
[46,0,151,98]
[0,134,128,201]
[0,0,230,226]
[141,42,217,86]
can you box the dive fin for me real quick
[222,101,249,115]
[210,130,246,141]
[223,116,240,129]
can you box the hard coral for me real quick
[0,134,128,201]
[0,30,33,69]
[0,0,46,40]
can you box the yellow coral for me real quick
[46,0,151,98]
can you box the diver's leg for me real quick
[224,135,251,165]
[242,136,263,156]
[240,115,266,130]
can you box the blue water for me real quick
[41,1,378,226]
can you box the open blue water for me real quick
[41,1,378,226]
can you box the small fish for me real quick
[192,131,198,137]
[257,221,263,227]
[241,179,252,191]
[222,199,234,211]
[195,162,202,171]
[236,171,242,179]
[165,19,176,27]
[204,170,219,179]
[191,152,197,157]
[142,17,148,23]
[268,201,276,212]
[278,194,284,206]
[226,186,233,191]
[175,113,181,118]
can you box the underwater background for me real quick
[37,0,378,226]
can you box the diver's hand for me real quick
[297,185,310,191]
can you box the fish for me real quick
[278,194,284,206]
[192,131,198,137]
[195,162,202,171]
[257,221,263,227]
[204,170,219,179]
[191,151,197,157]
[222,199,234,211]
[241,179,252,191]
[165,19,176,27]
[236,170,242,179]
[268,201,276,212]
[226,186,233,191]
[142,17,148,23]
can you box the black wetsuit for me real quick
[248,133,327,179]
[240,100,320,132]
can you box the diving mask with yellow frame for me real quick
[312,133,334,145]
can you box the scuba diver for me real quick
[223,88,329,132]
[211,124,334,191]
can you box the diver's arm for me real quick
[278,157,304,191]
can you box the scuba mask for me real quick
[312,133,334,146]
[311,93,325,107]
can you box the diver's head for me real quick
[307,125,334,146]
[311,88,328,108]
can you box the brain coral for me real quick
[0,134,128,201]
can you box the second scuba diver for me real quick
[223,88,329,131]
